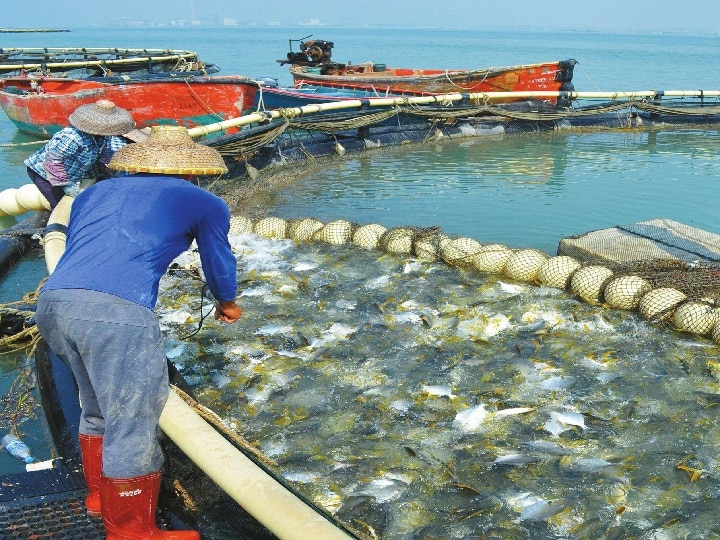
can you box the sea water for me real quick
[0,25,719,529]
[1,27,719,248]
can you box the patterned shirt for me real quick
[24,128,128,186]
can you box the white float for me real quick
[314,219,354,245]
[638,287,686,320]
[288,218,324,242]
[537,255,581,290]
[228,215,254,236]
[441,237,482,267]
[254,217,288,239]
[570,265,613,303]
[382,228,415,255]
[673,301,718,335]
[603,275,653,310]
[352,223,387,250]
[504,249,548,283]
[473,244,512,274]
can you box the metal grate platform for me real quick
[0,492,104,539]
[0,458,104,539]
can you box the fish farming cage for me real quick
[232,215,720,345]
[200,90,720,341]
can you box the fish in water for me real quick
[156,232,720,539]
[543,410,586,437]
[560,457,614,473]
[507,492,565,522]
[520,440,575,456]
[421,384,457,399]
[454,404,489,431]
[491,452,539,466]
[549,410,586,429]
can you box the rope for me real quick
[575,60,604,92]
[635,101,720,116]
[182,78,225,121]
[289,108,399,132]
[0,339,40,434]
[169,384,278,468]
[443,66,493,91]
[208,120,290,156]
[203,96,720,171]
[0,279,45,351]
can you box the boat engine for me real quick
[293,39,334,64]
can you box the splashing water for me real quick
[158,233,720,539]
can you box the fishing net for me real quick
[203,90,720,347]
[203,93,720,187]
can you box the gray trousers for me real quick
[35,289,168,478]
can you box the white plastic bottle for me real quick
[1,433,35,464]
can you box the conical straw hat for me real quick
[69,99,135,136]
[122,127,151,143]
[108,126,228,175]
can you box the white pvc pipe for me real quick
[159,392,355,540]
[43,195,74,274]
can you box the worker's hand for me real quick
[215,300,242,323]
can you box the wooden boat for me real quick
[0,47,219,78]
[255,79,399,109]
[0,75,260,138]
[279,38,576,103]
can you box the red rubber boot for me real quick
[100,470,200,539]
[78,433,103,517]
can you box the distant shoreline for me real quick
[0,29,70,33]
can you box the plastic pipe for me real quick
[43,195,73,274]
[159,391,355,540]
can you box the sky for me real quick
[3,0,720,34]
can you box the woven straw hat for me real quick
[122,127,151,143]
[108,125,228,175]
[69,99,135,136]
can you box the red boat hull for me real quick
[0,76,259,138]
[290,60,576,103]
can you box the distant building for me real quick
[299,19,325,26]
[223,18,238,26]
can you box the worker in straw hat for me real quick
[34,125,241,539]
[24,99,139,208]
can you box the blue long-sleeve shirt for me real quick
[43,174,238,309]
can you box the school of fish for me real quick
[156,229,720,539]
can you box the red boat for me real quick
[0,75,259,138]
[280,39,576,103]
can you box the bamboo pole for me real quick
[187,88,720,138]
[0,49,200,72]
